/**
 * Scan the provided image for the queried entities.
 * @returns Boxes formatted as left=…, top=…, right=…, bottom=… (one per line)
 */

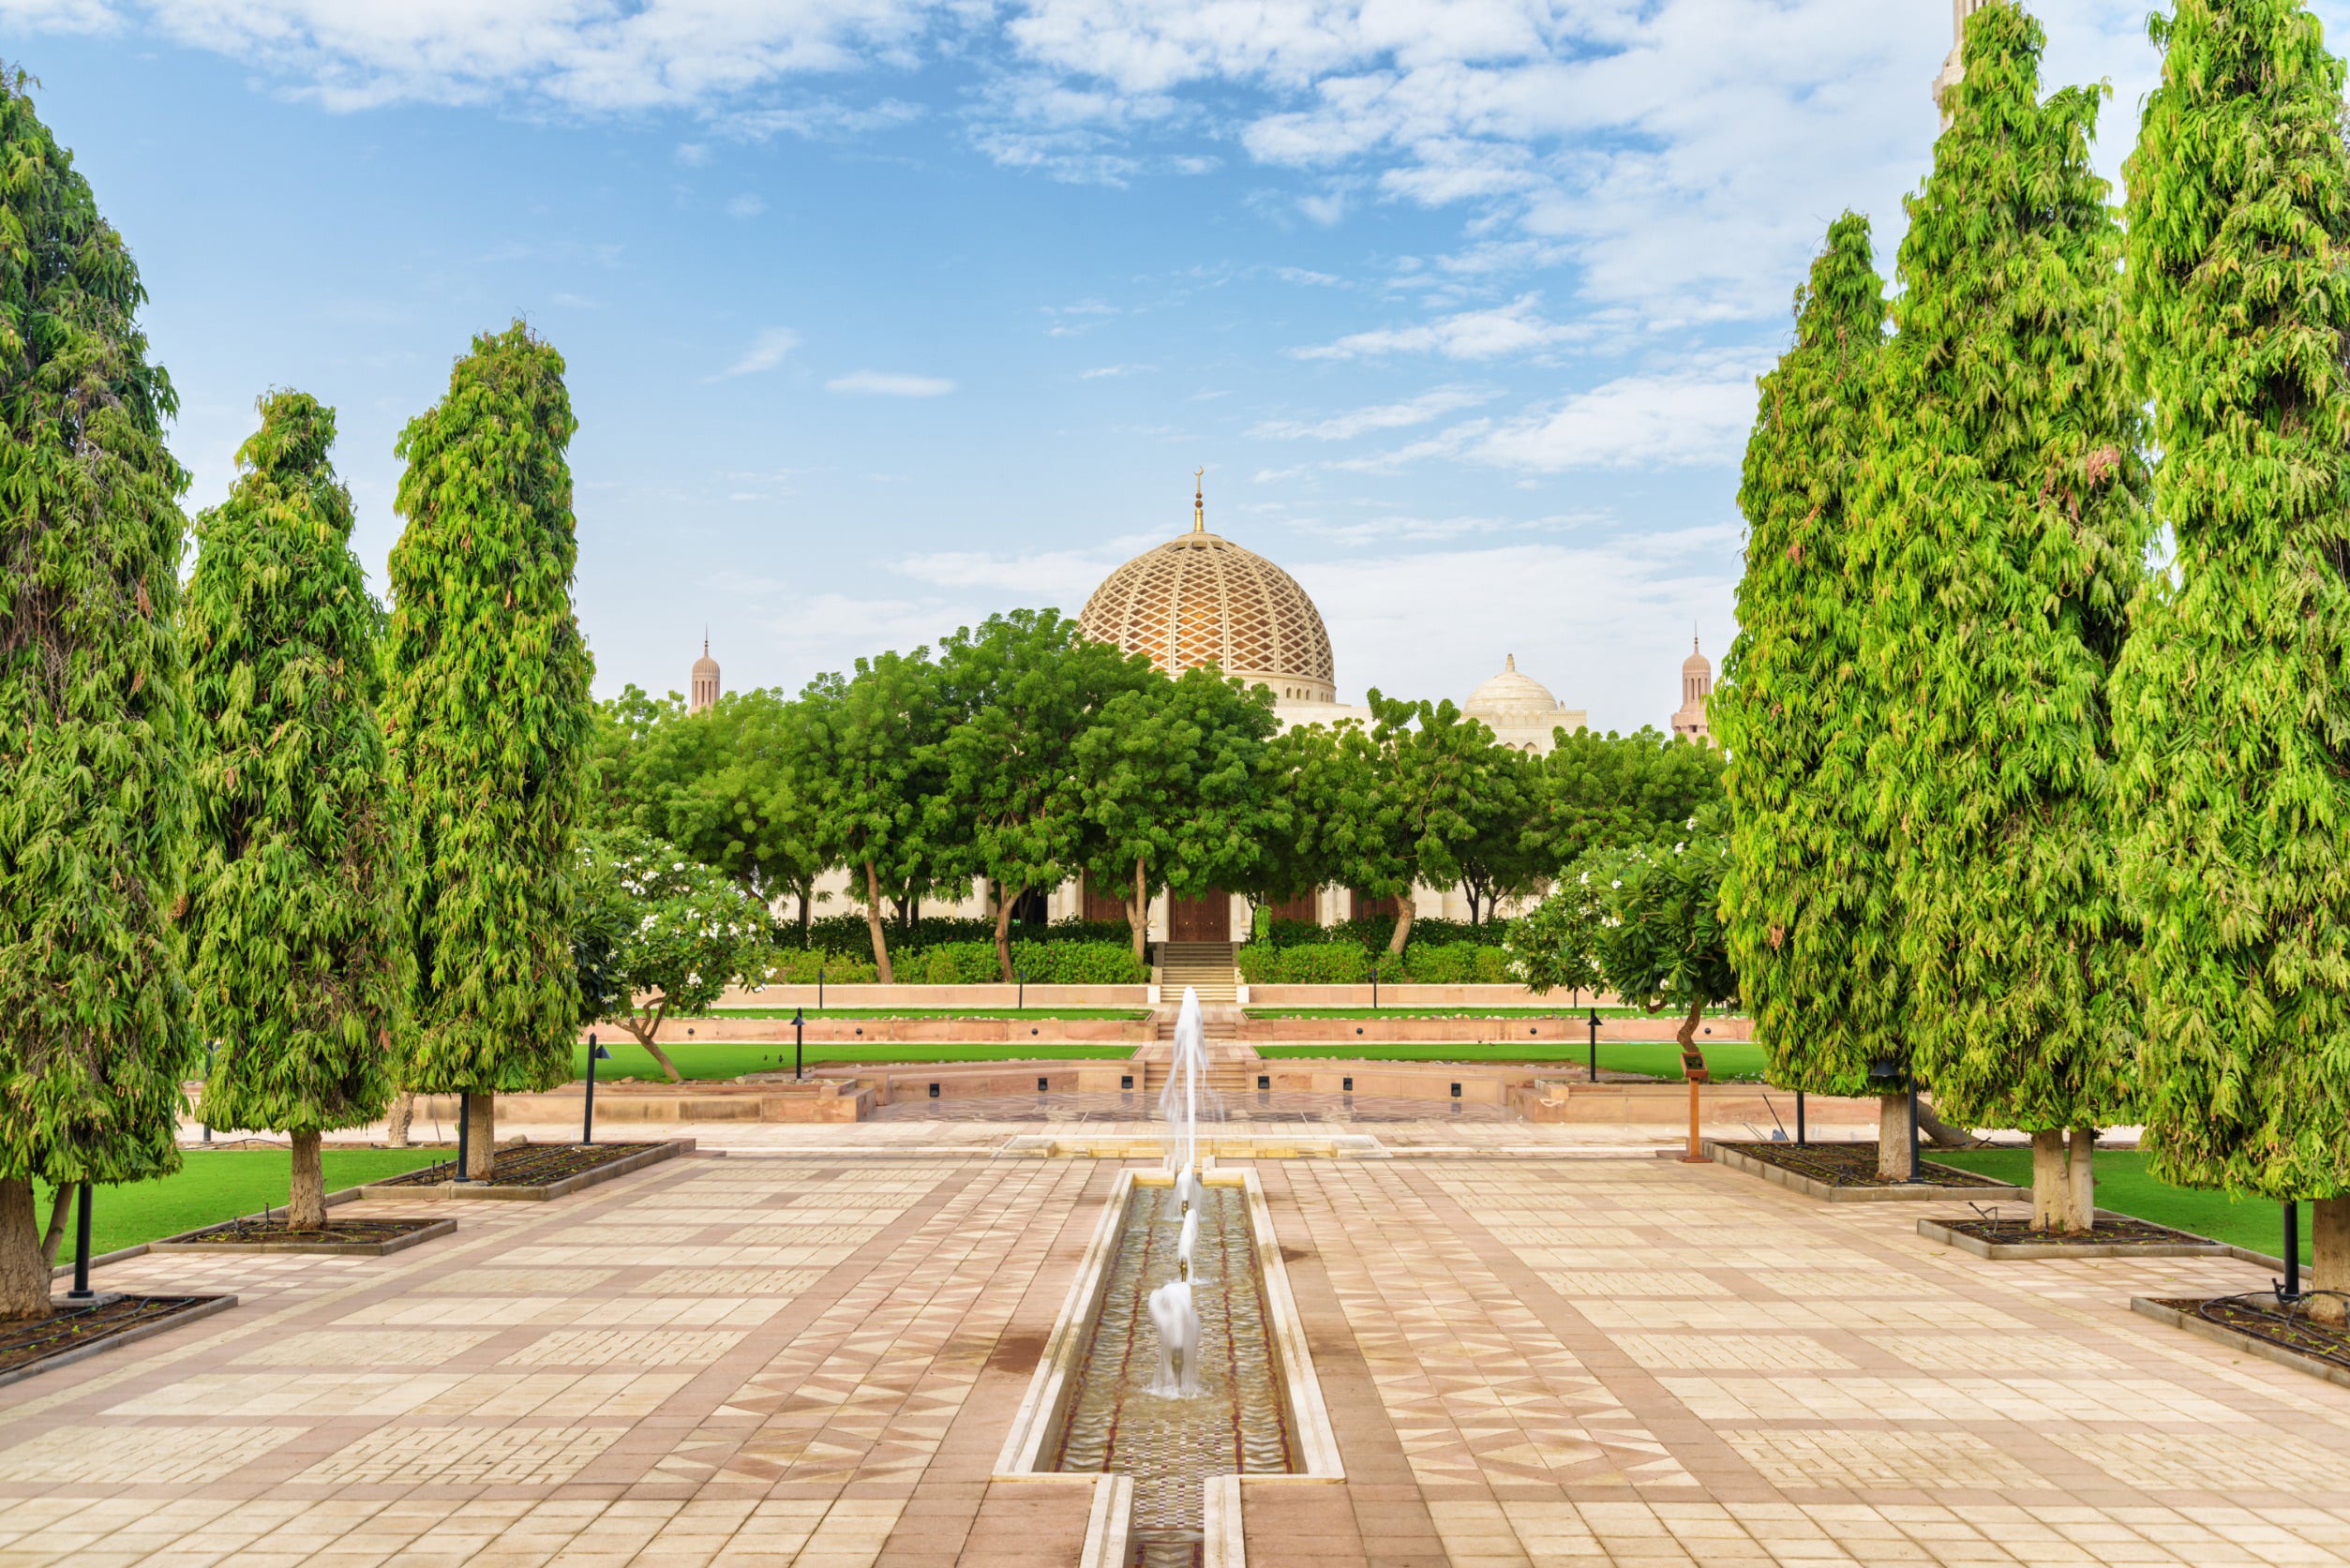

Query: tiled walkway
left=2, top=1129, right=2345, bottom=1565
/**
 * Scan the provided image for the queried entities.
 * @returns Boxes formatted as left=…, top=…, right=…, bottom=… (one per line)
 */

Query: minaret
left=1192, top=466, right=1205, bottom=533
left=1934, top=0, right=1989, bottom=128
left=1671, top=635, right=1713, bottom=745
left=690, top=635, right=721, bottom=714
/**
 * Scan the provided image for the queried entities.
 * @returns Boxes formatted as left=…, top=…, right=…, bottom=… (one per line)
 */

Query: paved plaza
left=3, top=1116, right=2346, bottom=1567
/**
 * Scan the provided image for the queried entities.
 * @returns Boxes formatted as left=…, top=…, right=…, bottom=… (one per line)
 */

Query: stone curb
left=0, top=1294, right=239, bottom=1392
left=353, top=1139, right=695, bottom=1202
left=1918, top=1215, right=2226, bottom=1261
left=151, top=1217, right=459, bottom=1257
left=2131, top=1294, right=2350, bottom=1393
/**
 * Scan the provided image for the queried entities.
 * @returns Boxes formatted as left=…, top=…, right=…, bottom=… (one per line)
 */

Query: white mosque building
left=691, top=484, right=1708, bottom=940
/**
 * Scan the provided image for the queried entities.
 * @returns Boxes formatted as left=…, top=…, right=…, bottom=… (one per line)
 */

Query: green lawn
left=1931, top=1147, right=2310, bottom=1261
left=1251, top=1039, right=1769, bottom=1082
left=576, top=1039, right=1137, bottom=1083
left=1249, top=1006, right=1748, bottom=1021
left=693, top=1007, right=1148, bottom=1021
left=38, top=1147, right=445, bottom=1264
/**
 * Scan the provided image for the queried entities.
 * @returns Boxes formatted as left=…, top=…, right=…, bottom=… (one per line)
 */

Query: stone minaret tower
left=1934, top=0, right=1990, bottom=127
left=690, top=635, right=721, bottom=714
left=1671, top=636, right=1713, bottom=745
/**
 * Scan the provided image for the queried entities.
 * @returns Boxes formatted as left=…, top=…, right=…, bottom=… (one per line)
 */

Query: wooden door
left=1168, top=889, right=1230, bottom=941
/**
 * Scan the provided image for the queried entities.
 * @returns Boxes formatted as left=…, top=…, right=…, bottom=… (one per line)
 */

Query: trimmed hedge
left=1236, top=940, right=1513, bottom=986
left=799, top=913, right=1131, bottom=955
left=1258, top=914, right=1512, bottom=949
left=767, top=937, right=1145, bottom=986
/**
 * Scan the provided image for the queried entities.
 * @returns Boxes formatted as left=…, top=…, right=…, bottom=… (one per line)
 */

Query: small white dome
left=1463, top=653, right=1562, bottom=720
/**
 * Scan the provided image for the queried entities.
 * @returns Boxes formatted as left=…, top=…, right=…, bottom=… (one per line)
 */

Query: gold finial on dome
left=1192, top=467, right=1205, bottom=532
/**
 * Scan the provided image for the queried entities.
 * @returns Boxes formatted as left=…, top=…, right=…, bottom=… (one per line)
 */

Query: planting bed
left=364, top=1140, right=688, bottom=1200
left=1922, top=1214, right=2225, bottom=1261
left=0, top=1294, right=236, bottom=1388
left=2136, top=1294, right=2350, bottom=1391
left=154, top=1215, right=456, bottom=1256
left=1707, top=1139, right=2023, bottom=1202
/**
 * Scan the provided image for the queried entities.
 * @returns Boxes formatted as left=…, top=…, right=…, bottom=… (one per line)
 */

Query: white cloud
left=1292, top=294, right=1580, bottom=361
left=1250, top=385, right=1492, bottom=441
left=725, top=191, right=766, bottom=218
left=0, top=0, right=121, bottom=31
left=1081, top=363, right=1151, bottom=379
left=713, top=326, right=800, bottom=379
left=1472, top=362, right=1762, bottom=472
left=829, top=369, right=955, bottom=396
left=673, top=140, right=710, bottom=166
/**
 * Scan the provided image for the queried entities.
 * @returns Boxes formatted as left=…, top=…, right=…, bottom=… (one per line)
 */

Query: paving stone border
left=2132, top=1294, right=2350, bottom=1393
left=1703, top=1139, right=2024, bottom=1202
left=1919, top=1214, right=2227, bottom=1260
left=355, top=1138, right=696, bottom=1201
left=150, top=1216, right=457, bottom=1256
left=0, top=1293, right=238, bottom=1391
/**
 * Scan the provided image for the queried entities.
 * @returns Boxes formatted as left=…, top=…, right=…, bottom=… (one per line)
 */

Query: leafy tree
left=385, top=322, right=596, bottom=1178
left=573, top=829, right=773, bottom=1083
left=931, top=610, right=1152, bottom=979
left=183, top=393, right=407, bottom=1229
left=0, top=72, right=198, bottom=1318
left=1512, top=833, right=1737, bottom=1072
left=787, top=649, right=945, bottom=982
left=1528, top=726, right=1724, bottom=869
left=1073, top=666, right=1282, bottom=962
left=1715, top=217, right=1909, bottom=1171
left=585, top=684, right=679, bottom=833
left=664, top=690, right=825, bottom=933
left=1859, top=3, right=2148, bottom=1225
left=2113, top=0, right=2350, bottom=1310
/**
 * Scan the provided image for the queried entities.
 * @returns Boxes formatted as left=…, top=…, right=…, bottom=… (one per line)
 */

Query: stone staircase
left=1156, top=941, right=1238, bottom=1005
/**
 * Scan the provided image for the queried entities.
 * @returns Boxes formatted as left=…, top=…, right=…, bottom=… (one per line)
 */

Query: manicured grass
left=1931, top=1147, right=2313, bottom=1261
left=696, top=1007, right=1148, bottom=1021
left=1251, top=1039, right=1769, bottom=1082
left=1250, top=1006, right=1749, bottom=1022
left=576, top=1039, right=1136, bottom=1083
left=37, top=1147, right=444, bottom=1264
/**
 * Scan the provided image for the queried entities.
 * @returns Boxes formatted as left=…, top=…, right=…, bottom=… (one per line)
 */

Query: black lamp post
left=202, top=1041, right=216, bottom=1144
left=817, top=955, right=825, bottom=1010
left=66, top=1183, right=94, bottom=1302
left=1017, top=969, right=1025, bottom=1011
left=455, top=1091, right=471, bottom=1184
left=1370, top=955, right=1380, bottom=1011
left=2284, top=1200, right=2302, bottom=1300
left=583, top=1032, right=610, bottom=1145
left=793, top=1007, right=805, bottom=1081
left=1586, top=1008, right=1602, bottom=1083
left=1795, top=1089, right=1806, bottom=1147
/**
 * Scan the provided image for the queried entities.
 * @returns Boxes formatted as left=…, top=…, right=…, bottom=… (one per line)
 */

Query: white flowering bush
left=574, top=828, right=773, bottom=1083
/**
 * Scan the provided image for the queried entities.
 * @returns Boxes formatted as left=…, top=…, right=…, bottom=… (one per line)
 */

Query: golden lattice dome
left=1078, top=485, right=1336, bottom=704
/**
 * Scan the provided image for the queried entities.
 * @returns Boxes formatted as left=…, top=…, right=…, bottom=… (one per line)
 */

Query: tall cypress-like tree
left=0, top=72, right=197, bottom=1317
left=185, top=393, right=407, bottom=1228
left=386, top=323, right=595, bottom=1179
left=2113, top=0, right=2350, bottom=1312
left=1714, top=216, right=1908, bottom=1173
left=1860, top=2, right=2148, bottom=1227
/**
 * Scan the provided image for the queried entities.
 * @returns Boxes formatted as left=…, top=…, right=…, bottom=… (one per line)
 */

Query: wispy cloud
left=1292, top=295, right=1582, bottom=362
left=712, top=327, right=800, bottom=379
left=725, top=192, right=766, bottom=218
left=829, top=370, right=956, bottom=397
left=1471, top=361, right=1763, bottom=472
left=1081, top=363, right=1152, bottom=379
left=1250, top=385, right=1493, bottom=441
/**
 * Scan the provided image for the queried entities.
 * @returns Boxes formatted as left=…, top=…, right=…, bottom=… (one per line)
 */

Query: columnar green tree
left=0, top=73, right=198, bottom=1317
left=1715, top=216, right=1903, bottom=1169
left=1859, top=2, right=2149, bottom=1225
left=2114, top=0, right=2350, bottom=1310
left=386, top=323, right=596, bottom=1178
left=184, top=394, right=407, bottom=1227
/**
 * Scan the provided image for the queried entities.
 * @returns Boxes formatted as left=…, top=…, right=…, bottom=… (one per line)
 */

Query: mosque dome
left=1463, top=654, right=1563, bottom=723
left=1078, top=477, right=1337, bottom=705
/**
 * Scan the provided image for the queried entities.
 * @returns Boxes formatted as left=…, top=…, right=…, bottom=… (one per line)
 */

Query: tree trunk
left=2029, top=1129, right=2065, bottom=1232
left=39, top=1186, right=72, bottom=1266
left=862, top=860, right=893, bottom=983
left=384, top=1090, right=416, bottom=1147
left=994, top=884, right=1023, bottom=983
left=0, top=1179, right=52, bottom=1322
left=2311, top=1196, right=2350, bottom=1325
left=1915, top=1097, right=1970, bottom=1148
left=288, top=1129, right=327, bottom=1230
left=1127, top=858, right=1149, bottom=965
left=1675, top=995, right=1709, bottom=1081
left=1876, top=1094, right=1908, bottom=1180
left=465, top=1094, right=496, bottom=1180
left=1386, top=896, right=1414, bottom=955
left=2063, top=1127, right=2097, bottom=1234
left=627, top=1004, right=681, bottom=1083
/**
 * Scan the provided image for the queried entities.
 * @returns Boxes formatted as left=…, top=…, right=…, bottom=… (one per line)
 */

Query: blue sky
left=0, top=0, right=2234, bottom=729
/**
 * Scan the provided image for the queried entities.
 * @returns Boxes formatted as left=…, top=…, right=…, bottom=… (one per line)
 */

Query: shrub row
left=767, top=938, right=1146, bottom=986
left=1235, top=941, right=1515, bottom=986
left=1255, top=914, right=1512, bottom=949
left=797, top=913, right=1132, bottom=954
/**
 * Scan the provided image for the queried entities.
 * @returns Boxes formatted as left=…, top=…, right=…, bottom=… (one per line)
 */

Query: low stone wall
left=705, top=982, right=1149, bottom=1009
left=414, top=1080, right=882, bottom=1126
left=1244, top=983, right=1622, bottom=1008
left=591, top=1015, right=1155, bottom=1045
left=1244, top=1016, right=1753, bottom=1045
left=1508, top=1081, right=1874, bottom=1128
